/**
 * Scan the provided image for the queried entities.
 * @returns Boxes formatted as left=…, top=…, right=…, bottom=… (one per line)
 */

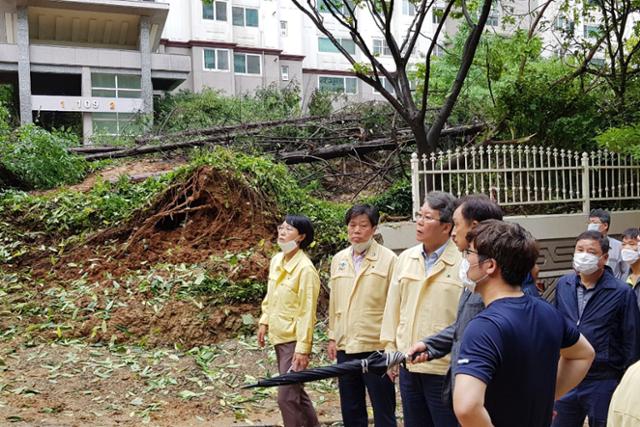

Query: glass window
left=245, top=8, right=259, bottom=27
left=373, top=39, right=391, bottom=56
left=234, top=53, right=246, bottom=73
left=117, top=90, right=141, bottom=99
left=203, top=2, right=214, bottom=20
left=341, top=38, right=356, bottom=55
left=280, top=20, right=288, bottom=36
left=118, top=74, right=141, bottom=89
left=487, top=10, right=499, bottom=26
left=318, top=37, right=339, bottom=52
left=215, top=1, right=227, bottom=21
left=345, top=77, right=357, bottom=94
left=319, top=76, right=344, bottom=92
left=432, top=8, right=443, bottom=24
left=375, top=77, right=395, bottom=94
left=402, top=0, right=415, bottom=15
left=92, top=89, right=116, bottom=97
left=584, top=24, right=599, bottom=38
left=92, top=73, right=115, bottom=88
left=93, top=113, right=119, bottom=135
left=204, top=49, right=216, bottom=70
left=246, top=55, right=261, bottom=74
left=232, top=7, right=244, bottom=26
left=281, top=65, right=289, bottom=80
left=217, top=50, right=229, bottom=70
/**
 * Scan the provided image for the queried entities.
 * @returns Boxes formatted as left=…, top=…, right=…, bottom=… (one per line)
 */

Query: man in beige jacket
left=327, top=204, right=398, bottom=427
left=380, top=191, right=462, bottom=427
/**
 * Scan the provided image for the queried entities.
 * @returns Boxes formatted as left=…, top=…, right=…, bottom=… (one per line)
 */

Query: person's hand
left=327, top=340, right=337, bottom=361
left=407, top=342, right=429, bottom=364
left=387, top=365, right=399, bottom=382
left=292, top=353, right=310, bottom=371
left=257, top=324, right=268, bottom=348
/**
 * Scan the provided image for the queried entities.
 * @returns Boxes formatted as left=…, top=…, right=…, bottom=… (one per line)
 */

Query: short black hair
left=576, top=230, right=610, bottom=254
left=455, top=194, right=503, bottom=223
left=622, top=227, right=640, bottom=240
left=466, top=220, right=539, bottom=287
left=424, top=191, right=456, bottom=224
left=345, top=204, right=379, bottom=227
left=589, top=208, right=611, bottom=227
left=285, top=214, right=314, bottom=249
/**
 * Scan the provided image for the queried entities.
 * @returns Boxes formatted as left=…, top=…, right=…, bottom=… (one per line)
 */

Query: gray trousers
left=275, top=341, right=320, bottom=427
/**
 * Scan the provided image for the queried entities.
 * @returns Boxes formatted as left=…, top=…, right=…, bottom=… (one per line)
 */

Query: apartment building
left=0, top=0, right=190, bottom=141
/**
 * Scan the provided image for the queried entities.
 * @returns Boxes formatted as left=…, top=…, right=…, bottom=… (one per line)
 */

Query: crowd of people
left=256, top=193, right=640, bottom=427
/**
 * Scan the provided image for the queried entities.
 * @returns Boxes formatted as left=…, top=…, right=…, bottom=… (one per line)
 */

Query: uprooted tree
left=289, top=0, right=494, bottom=156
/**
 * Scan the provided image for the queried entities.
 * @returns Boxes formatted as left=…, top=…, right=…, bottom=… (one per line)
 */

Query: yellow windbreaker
left=380, top=240, right=463, bottom=375
left=259, top=250, right=320, bottom=354
left=607, top=360, right=640, bottom=427
left=328, top=240, right=397, bottom=354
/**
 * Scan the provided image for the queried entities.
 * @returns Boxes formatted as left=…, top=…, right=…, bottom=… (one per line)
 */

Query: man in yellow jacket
left=327, top=204, right=398, bottom=427
left=607, top=360, right=640, bottom=427
left=380, top=191, right=462, bottom=427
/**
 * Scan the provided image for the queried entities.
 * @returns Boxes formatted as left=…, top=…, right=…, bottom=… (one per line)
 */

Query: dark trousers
left=275, top=342, right=320, bottom=427
left=399, top=367, right=458, bottom=427
left=336, top=350, right=397, bottom=427
left=552, top=379, right=618, bottom=427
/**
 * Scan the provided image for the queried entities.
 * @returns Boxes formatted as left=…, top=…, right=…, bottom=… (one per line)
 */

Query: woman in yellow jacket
left=257, top=214, right=321, bottom=427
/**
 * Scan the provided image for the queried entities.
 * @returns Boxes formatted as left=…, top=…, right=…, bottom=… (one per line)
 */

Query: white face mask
left=278, top=239, right=298, bottom=255
left=352, top=239, right=373, bottom=254
left=573, top=252, right=601, bottom=275
left=459, top=258, right=488, bottom=293
left=621, top=248, right=640, bottom=264
left=587, top=223, right=601, bottom=232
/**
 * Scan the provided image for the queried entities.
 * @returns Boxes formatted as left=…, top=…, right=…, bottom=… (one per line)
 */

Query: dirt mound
left=21, top=166, right=282, bottom=348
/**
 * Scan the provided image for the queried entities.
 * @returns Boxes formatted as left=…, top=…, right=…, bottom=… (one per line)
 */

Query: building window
left=234, top=53, right=261, bottom=74
left=373, top=76, right=395, bottom=94
left=432, top=8, right=443, bottom=23
left=280, top=21, right=288, bottom=36
left=584, top=24, right=599, bottom=38
left=554, top=15, right=574, bottom=32
left=318, top=36, right=356, bottom=55
left=232, top=7, right=259, bottom=27
left=93, top=113, right=141, bottom=136
left=487, top=8, right=499, bottom=26
left=91, top=73, right=141, bottom=98
left=202, top=1, right=227, bottom=21
left=281, top=65, right=290, bottom=81
left=203, top=48, right=229, bottom=71
left=373, top=39, right=391, bottom=56
left=319, top=76, right=357, bottom=94
left=402, top=0, right=416, bottom=15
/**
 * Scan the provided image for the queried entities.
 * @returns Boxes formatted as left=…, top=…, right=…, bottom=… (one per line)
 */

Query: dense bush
left=0, top=125, right=88, bottom=189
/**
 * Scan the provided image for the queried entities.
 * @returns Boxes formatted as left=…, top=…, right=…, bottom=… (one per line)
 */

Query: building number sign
left=58, top=99, right=117, bottom=111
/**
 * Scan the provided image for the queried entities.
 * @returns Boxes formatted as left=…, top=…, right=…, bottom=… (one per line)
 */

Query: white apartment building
left=0, top=0, right=627, bottom=140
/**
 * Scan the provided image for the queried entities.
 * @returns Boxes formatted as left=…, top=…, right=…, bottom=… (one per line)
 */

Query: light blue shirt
left=421, top=242, right=448, bottom=276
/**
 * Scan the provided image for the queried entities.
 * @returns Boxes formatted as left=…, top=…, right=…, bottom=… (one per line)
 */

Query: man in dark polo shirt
left=452, top=220, right=595, bottom=427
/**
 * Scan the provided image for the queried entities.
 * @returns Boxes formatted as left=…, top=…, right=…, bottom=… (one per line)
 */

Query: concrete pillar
left=139, top=16, right=153, bottom=118
left=16, top=7, right=32, bottom=125
left=81, top=66, right=93, bottom=144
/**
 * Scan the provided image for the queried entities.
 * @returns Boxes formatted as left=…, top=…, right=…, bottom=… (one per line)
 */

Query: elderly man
left=552, top=230, right=640, bottom=427
left=327, top=204, right=398, bottom=427
left=380, top=191, right=461, bottom=427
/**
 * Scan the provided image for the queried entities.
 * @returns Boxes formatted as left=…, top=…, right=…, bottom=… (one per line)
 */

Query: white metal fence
left=411, top=145, right=640, bottom=218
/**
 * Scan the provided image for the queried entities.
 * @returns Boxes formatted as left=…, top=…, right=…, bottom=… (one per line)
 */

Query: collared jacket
left=607, top=237, right=626, bottom=279
left=328, top=240, right=397, bottom=354
left=622, top=269, right=640, bottom=311
left=555, top=267, right=640, bottom=380
left=380, top=240, right=463, bottom=375
left=607, top=360, right=640, bottom=427
left=259, top=250, right=320, bottom=354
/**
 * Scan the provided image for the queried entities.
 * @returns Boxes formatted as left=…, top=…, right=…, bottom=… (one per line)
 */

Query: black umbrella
left=243, top=351, right=421, bottom=389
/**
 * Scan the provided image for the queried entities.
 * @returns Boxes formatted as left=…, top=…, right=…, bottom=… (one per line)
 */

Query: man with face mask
left=588, top=208, right=625, bottom=279
left=327, top=204, right=398, bottom=427
left=552, top=230, right=640, bottom=427
left=620, top=227, right=640, bottom=311
left=452, top=220, right=595, bottom=427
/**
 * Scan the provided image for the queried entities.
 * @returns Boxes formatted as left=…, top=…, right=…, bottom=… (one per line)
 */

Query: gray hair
left=424, top=191, right=456, bottom=224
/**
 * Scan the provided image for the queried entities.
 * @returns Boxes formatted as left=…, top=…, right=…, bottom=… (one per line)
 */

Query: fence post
left=411, top=152, right=420, bottom=221
left=581, top=152, right=590, bottom=214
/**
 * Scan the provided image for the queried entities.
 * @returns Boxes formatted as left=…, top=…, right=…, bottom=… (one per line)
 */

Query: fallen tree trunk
left=277, top=136, right=408, bottom=164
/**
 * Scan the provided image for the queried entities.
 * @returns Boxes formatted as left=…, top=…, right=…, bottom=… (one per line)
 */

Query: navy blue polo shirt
left=457, top=294, right=580, bottom=427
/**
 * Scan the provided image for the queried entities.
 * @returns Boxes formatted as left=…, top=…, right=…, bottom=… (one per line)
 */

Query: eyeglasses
left=415, top=212, right=444, bottom=223
left=277, top=224, right=296, bottom=233
left=462, top=248, right=483, bottom=259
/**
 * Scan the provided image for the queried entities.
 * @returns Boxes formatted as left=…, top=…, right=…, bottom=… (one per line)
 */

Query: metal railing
left=411, top=145, right=640, bottom=218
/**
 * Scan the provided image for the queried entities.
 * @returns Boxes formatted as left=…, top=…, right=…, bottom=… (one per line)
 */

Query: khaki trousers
left=275, top=342, right=320, bottom=427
